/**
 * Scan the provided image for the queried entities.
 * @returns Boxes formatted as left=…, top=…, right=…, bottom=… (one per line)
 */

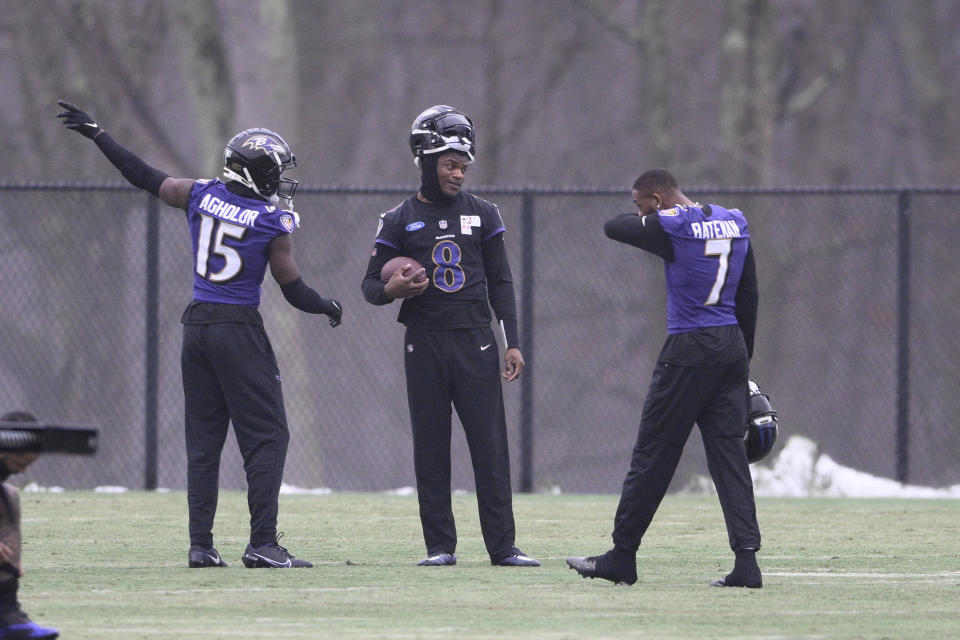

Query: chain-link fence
left=2, top=184, right=958, bottom=493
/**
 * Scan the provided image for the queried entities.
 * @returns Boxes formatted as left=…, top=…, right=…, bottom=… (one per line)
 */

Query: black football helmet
left=409, top=105, right=476, bottom=167
left=223, top=128, right=298, bottom=203
left=745, top=379, right=779, bottom=463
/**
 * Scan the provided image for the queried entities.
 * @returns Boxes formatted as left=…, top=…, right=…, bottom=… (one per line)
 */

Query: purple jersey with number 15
left=186, top=178, right=299, bottom=307
left=657, top=204, right=750, bottom=334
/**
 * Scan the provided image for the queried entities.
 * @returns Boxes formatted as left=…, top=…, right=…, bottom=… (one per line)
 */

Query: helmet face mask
left=409, top=105, right=476, bottom=167
left=745, top=379, right=779, bottom=463
left=223, top=128, right=298, bottom=204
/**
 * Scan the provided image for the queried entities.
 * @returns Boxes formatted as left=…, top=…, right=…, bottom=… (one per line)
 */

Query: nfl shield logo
left=439, top=219, right=448, bottom=230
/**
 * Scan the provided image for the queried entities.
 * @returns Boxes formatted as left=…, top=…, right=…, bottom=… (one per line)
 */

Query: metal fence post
left=519, top=191, right=535, bottom=492
left=895, top=190, right=911, bottom=483
left=144, top=194, right=159, bottom=490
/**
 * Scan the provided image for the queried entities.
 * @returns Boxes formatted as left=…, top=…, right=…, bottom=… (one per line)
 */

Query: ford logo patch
left=405, top=221, right=426, bottom=231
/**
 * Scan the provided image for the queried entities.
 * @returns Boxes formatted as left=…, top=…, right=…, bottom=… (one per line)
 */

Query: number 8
left=432, top=240, right=465, bottom=292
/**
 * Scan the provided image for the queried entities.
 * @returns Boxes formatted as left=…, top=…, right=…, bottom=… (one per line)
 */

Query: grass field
left=16, top=491, right=960, bottom=639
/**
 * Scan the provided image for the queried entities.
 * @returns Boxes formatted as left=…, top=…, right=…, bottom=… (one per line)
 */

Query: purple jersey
left=657, top=204, right=750, bottom=334
left=186, top=179, right=299, bottom=307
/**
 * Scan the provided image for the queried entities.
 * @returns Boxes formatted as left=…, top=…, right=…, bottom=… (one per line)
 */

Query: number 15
left=196, top=215, right=245, bottom=282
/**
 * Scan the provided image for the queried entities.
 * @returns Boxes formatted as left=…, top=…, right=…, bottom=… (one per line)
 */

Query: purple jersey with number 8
left=186, top=179, right=299, bottom=307
left=657, top=204, right=750, bottom=334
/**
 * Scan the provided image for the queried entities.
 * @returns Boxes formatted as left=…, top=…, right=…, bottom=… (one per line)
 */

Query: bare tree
left=3, top=0, right=960, bottom=188
left=574, top=0, right=673, bottom=167
left=168, top=0, right=234, bottom=177
left=887, top=1, right=960, bottom=182
left=716, top=0, right=777, bottom=184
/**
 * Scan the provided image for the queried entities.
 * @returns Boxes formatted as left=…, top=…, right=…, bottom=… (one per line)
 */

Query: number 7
left=704, top=238, right=732, bottom=306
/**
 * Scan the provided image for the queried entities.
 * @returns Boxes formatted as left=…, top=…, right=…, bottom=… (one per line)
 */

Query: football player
left=0, top=411, right=58, bottom=639
left=57, top=100, right=342, bottom=569
left=566, top=169, right=763, bottom=588
left=361, top=106, right=539, bottom=568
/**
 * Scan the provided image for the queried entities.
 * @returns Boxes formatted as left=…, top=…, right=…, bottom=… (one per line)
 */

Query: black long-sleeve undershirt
left=604, top=212, right=674, bottom=259
left=481, top=233, right=520, bottom=349
left=734, top=248, right=758, bottom=359
left=93, top=131, right=168, bottom=197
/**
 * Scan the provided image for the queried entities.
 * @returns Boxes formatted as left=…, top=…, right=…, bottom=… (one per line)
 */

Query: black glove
left=56, top=99, right=103, bottom=139
left=327, top=299, right=343, bottom=328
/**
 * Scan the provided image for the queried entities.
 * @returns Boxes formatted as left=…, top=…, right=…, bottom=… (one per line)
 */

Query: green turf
left=16, top=491, right=960, bottom=639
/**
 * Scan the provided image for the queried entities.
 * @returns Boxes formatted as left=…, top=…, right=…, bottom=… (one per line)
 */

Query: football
left=380, top=256, right=427, bottom=283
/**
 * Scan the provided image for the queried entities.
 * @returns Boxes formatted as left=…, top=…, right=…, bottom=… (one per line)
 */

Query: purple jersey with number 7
left=185, top=178, right=300, bottom=307
left=657, top=204, right=750, bottom=334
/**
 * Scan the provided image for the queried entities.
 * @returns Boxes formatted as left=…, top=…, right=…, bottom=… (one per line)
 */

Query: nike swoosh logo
left=480, top=344, right=492, bottom=351
left=248, top=553, right=292, bottom=568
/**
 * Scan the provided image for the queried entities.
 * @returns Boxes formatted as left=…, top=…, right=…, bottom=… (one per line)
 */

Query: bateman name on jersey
left=690, top=218, right=743, bottom=240
left=197, top=193, right=264, bottom=226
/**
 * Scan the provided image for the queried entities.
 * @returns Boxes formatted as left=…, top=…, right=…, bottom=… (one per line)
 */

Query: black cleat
left=711, top=548, right=762, bottom=588
left=188, top=545, right=228, bottom=568
left=417, top=552, right=456, bottom=566
left=0, top=606, right=59, bottom=639
left=566, top=550, right=637, bottom=586
left=242, top=534, right=312, bottom=568
left=710, top=571, right=762, bottom=588
left=494, top=547, right=541, bottom=567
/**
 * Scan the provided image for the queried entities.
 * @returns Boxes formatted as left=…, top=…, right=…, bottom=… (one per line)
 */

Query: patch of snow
left=279, top=483, right=333, bottom=495
left=383, top=486, right=416, bottom=496
left=684, top=435, right=960, bottom=498
left=93, top=486, right=128, bottom=493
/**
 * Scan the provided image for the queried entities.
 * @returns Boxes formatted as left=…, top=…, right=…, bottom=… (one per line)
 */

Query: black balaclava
left=418, top=153, right=457, bottom=205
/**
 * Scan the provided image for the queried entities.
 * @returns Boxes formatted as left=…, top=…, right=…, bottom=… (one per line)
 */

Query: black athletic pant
left=403, top=326, right=516, bottom=562
left=612, top=356, right=761, bottom=554
left=181, top=322, right=290, bottom=548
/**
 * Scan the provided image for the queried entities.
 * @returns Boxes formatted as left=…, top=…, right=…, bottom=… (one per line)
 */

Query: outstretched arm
left=56, top=99, right=193, bottom=210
